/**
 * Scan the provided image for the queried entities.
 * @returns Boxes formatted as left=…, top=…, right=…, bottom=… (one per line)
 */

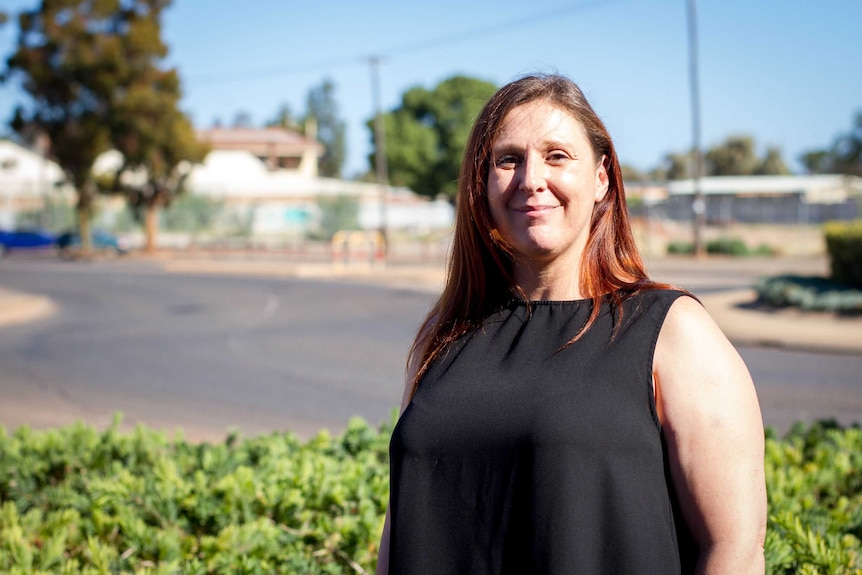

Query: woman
left=376, top=74, right=766, bottom=574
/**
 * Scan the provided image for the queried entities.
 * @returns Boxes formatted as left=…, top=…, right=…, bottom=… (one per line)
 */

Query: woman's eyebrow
left=491, top=143, right=522, bottom=155
left=539, top=139, right=573, bottom=150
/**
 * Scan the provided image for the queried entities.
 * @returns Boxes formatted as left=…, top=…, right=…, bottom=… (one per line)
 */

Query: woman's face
left=487, top=99, right=609, bottom=269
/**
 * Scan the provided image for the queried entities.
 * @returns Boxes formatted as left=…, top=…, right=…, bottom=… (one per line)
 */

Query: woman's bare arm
left=654, top=296, right=767, bottom=574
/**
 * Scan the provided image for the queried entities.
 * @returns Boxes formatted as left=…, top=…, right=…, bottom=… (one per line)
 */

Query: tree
left=805, top=111, right=862, bottom=176
left=304, top=78, right=346, bottom=178
left=620, top=163, right=647, bottom=183
left=831, top=111, right=862, bottom=176
left=266, top=103, right=301, bottom=132
left=231, top=110, right=254, bottom=128
left=660, top=151, right=693, bottom=181
left=705, top=135, right=759, bottom=176
left=654, top=136, right=792, bottom=180
left=369, top=75, right=497, bottom=201
left=4, top=0, right=203, bottom=254
left=800, top=150, right=834, bottom=174
left=754, top=146, right=790, bottom=175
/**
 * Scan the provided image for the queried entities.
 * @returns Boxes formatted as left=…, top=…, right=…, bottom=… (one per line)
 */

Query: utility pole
left=686, top=0, right=706, bottom=257
left=369, top=56, right=389, bottom=254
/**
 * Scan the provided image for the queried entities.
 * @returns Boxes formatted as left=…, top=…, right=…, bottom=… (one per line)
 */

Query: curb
left=700, top=289, right=862, bottom=356
left=0, top=290, right=57, bottom=328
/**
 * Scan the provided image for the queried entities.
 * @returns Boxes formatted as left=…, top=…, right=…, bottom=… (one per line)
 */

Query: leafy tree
left=831, top=111, right=862, bottom=176
left=705, top=135, right=760, bottom=176
left=231, top=110, right=254, bottom=128
left=4, top=0, right=203, bottom=254
left=266, top=103, right=301, bottom=132
left=660, top=151, right=693, bottom=181
left=369, top=75, right=497, bottom=201
left=754, top=146, right=790, bottom=175
left=5, top=2, right=113, bottom=252
left=620, top=163, right=647, bottom=183
left=378, top=109, right=438, bottom=193
left=305, top=78, right=346, bottom=178
left=656, top=136, right=792, bottom=180
left=800, top=150, right=834, bottom=174
left=804, top=111, right=862, bottom=176
left=110, top=102, right=206, bottom=252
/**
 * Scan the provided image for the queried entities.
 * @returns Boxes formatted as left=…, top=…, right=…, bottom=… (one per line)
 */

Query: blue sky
left=1, top=0, right=860, bottom=178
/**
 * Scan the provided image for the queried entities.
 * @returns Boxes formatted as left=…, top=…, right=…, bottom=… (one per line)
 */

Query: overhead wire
left=187, top=0, right=628, bottom=85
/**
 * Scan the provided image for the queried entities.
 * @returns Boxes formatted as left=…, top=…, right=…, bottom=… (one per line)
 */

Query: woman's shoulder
left=618, top=284, right=692, bottom=316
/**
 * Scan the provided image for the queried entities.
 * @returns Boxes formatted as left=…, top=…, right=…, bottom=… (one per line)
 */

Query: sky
left=1, top=0, right=860, bottom=179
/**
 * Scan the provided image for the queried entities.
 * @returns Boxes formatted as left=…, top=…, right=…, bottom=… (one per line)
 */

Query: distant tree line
left=800, top=112, right=862, bottom=176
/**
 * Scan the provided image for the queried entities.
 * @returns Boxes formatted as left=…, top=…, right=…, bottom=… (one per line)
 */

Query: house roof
left=197, top=127, right=324, bottom=156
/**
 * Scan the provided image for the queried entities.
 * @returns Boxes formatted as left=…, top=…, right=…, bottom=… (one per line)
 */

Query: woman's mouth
left=513, top=205, right=559, bottom=216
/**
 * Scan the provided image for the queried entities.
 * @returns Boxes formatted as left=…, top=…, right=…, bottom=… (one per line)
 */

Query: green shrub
left=666, top=240, right=694, bottom=255
left=707, top=236, right=750, bottom=256
left=764, top=421, right=862, bottom=573
left=1, top=417, right=860, bottom=573
left=825, top=221, right=862, bottom=288
left=0, top=415, right=394, bottom=575
left=667, top=237, right=778, bottom=257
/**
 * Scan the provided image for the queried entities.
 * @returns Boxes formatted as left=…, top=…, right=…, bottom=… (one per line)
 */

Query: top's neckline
left=508, top=293, right=614, bottom=306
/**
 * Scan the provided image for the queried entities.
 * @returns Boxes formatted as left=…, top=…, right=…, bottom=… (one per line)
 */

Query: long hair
left=407, top=74, right=671, bottom=394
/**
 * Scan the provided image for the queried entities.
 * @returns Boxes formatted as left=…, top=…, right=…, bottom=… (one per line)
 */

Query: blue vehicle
left=0, top=229, right=57, bottom=256
left=56, top=229, right=129, bottom=256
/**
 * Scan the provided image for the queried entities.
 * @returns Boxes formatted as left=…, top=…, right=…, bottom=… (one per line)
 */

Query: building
left=186, top=127, right=453, bottom=240
left=197, top=127, right=323, bottom=178
left=661, top=175, right=861, bottom=224
left=0, top=140, right=74, bottom=229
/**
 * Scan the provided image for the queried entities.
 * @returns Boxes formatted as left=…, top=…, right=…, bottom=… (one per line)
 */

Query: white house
left=0, top=140, right=74, bottom=229
left=185, top=128, right=454, bottom=238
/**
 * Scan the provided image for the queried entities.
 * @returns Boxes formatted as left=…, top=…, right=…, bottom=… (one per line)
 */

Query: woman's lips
left=513, top=205, right=559, bottom=216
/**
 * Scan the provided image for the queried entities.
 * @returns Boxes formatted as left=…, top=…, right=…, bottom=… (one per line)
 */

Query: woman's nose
left=518, top=154, right=547, bottom=194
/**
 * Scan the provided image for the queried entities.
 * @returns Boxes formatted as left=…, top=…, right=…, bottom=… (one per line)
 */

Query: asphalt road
left=1, top=257, right=860, bottom=440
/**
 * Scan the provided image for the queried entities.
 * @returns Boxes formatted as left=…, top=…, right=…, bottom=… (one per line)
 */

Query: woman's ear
left=594, top=155, right=610, bottom=202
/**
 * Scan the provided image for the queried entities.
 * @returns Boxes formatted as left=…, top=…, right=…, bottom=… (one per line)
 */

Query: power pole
left=686, top=0, right=706, bottom=257
left=369, top=56, right=389, bottom=253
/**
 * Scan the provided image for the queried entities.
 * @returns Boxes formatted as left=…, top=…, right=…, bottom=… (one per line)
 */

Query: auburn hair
left=407, top=74, right=675, bottom=395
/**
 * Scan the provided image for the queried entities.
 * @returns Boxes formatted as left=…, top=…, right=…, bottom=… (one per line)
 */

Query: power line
left=187, top=0, right=627, bottom=86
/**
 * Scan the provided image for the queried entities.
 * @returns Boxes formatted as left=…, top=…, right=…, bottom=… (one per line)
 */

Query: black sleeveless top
left=388, top=289, right=695, bottom=574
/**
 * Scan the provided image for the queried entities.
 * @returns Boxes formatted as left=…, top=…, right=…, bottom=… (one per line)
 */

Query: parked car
left=56, top=229, right=129, bottom=256
left=0, top=229, right=57, bottom=256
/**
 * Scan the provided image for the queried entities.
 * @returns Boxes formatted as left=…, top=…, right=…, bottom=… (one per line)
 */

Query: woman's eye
left=495, top=155, right=518, bottom=168
left=547, top=152, right=570, bottom=164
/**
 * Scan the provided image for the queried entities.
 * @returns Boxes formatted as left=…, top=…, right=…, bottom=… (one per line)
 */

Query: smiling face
left=487, top=99, right=609, bottom=277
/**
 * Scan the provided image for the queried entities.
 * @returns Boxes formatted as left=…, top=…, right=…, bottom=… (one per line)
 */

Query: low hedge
left=1, top=416, right=860, bottom=574
left=825, top=221, right=862, bottom=288
left=666, top=237, right=776, bottom=256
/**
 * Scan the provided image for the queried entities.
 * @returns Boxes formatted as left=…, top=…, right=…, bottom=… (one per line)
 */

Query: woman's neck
left=511, top=256, right=584, bottom=301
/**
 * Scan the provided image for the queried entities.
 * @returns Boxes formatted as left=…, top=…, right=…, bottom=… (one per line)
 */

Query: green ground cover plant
left=1, top=415, right=860, bottom=574
left=755, top=275, right=862, bottom=313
